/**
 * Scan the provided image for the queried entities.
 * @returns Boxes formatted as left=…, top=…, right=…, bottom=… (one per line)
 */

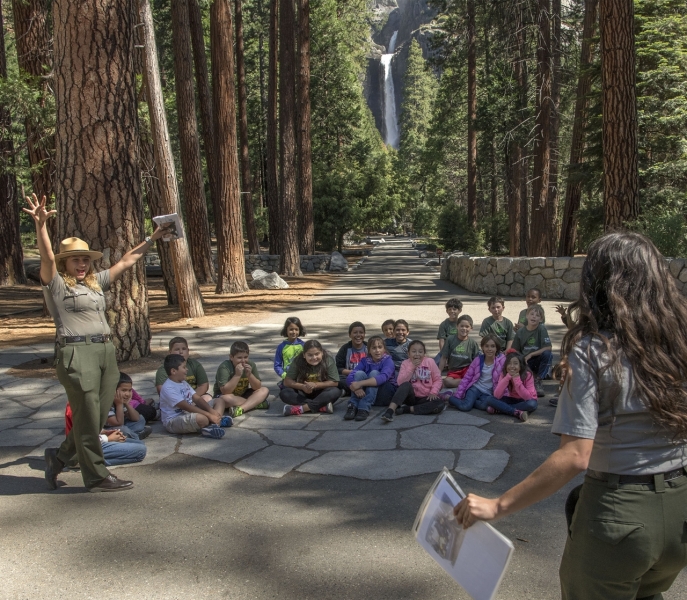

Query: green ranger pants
left=560, top=473, right=687, bottom=600
left=55, top=341, right=119, bottom=488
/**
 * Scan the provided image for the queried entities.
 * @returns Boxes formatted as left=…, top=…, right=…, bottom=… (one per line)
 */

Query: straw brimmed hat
left=55, top=237, right=103, bottom=261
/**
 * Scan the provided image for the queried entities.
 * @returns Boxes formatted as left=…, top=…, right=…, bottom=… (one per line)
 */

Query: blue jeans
left=349, top=370, right=379, bottom=412
left=449, top=386, right=494, bottom=412
left=487, top=395, right=538, bottom=416
left=527, top=350, right=553, bottom=379
left=102, top=438, right=147, bottom=466
left=105, top=416, right=146, bottom=440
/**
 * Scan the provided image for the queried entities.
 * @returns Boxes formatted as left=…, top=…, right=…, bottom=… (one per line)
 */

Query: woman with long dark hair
left=454, top=232, right=687, bottom=599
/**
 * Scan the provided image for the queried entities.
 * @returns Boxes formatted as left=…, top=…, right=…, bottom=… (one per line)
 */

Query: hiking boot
left=344, top=404, right=358, bottom=420
left=355, top=410, right=369, bottom=421
left=319, top=402, right=334, bottom=414
left=255, top=399, right=270, bottom=410
left=44, top=448, right=64, bottom=491
left=283, top=405, right=303, bottom=416
left=381, top=408, right=394, bottom=422
left=413, top=400, right=446, bottom=415
left=514, top=409, right=529, bottom=422
left=88, top=474, right=134, bottom=493
left=139, top=425, right=153, bottom=440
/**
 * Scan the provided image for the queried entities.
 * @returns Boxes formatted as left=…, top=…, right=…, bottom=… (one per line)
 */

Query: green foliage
left=628, top=205, right=687, bottom=257
left=437, top=204, right=484, bottom=253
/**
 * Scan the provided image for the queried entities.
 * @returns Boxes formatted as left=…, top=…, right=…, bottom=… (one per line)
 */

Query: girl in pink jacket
left=487, top=350, right=538, bottom=422
left=381, top=340, right=444, bottom=422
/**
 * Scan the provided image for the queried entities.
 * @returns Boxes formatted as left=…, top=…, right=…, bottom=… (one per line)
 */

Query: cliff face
left=365, top=0, right=438, bottom=142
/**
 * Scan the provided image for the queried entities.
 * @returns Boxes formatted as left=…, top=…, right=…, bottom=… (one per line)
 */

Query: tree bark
left=530, top=0, right=553, bottom=256
left=0, top=0, right=25, bottom=286
left=188, top=0, right=220, bottom=238
left=600, top=0, right=639, bottom=230
left=466, top=0, right=477, bottom=229
left=558, top=0, right=598, bottom=256
left=235, top=0, right=261, bottom=255
left=266, top=0, right=280, bottom=254
left=170, top=0, right=215, bottom=284
left=517, top=3, right=529, bottom=256
left=296, top=0, right=314, bottom=255
left=54, top=0, right=150, bottom=360
left=508, top=143, right=522, bottom=256
left=139, top=0, right=207, bottom=317
left=549, top=0, right=561, bottom=245
left=279, top=0, right=302, bottom=276
left=211, top=0, right=249, bottom=294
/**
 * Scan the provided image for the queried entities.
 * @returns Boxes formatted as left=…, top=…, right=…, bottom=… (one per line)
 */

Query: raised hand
left=22, top=193, right=55, bottom=226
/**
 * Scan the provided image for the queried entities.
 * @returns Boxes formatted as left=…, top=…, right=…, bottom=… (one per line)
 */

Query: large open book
left=413, top=468, right=514, bottom=600
left=152, top=213, right=184, bottom=241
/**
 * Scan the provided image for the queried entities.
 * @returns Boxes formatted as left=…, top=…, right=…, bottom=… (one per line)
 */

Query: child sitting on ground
left=280, top=340, right=342, bottom=416
left=336, top=321, right=368, bottom=393
left=387, top=319, right=412, bottom=374
left=435, top=297, right=463, bottom=363
left=381, top=340, right=444, bottom=422
left=449, top=335, right=504, bottom=412
left=274, top=317, right=306, bottom=387
left=159, top=354, right=229, bottom=438
left=155, top=336, right=211, bottom=403
left=214, top=341, right=270, bottom=416
left=514, top=288, right=546, bottom=331
left=512, top=304, right=552, bottom=396
left=479, top=296, right=515, bottom=351
left=439, top=315, right=480, bottom=388
left=105, top=373, right=152, bottom=440
left=344, top=335, right=396, bottom=421
left=382, top=319, right=396, bottom=352
left=487, top=349, right=538, bottom=421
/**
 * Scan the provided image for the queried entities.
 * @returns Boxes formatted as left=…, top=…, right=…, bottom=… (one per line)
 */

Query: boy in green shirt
left=515, top=288, right=546, bottom=331
left=155, top=336, right=210, bottom=400
left=479, top=296, right=515, bottom=351
left=439, top=315, right=480, bottom=388
left=512, top=304, right=552, bottom=396
left=213, top=341, right=270, bottom=417
left=436, top=298, right=464, bottom=353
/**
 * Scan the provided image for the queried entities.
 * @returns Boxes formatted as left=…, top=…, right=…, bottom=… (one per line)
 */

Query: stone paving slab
left=0, top=417, right=31, bottom=432
left=110, top=436, right=178, bottom=469
left=0, top=427, right=61, bottom=447
left=359, top=414, right=436, bottom=429
left=18, top=418, right=65, bottom=430
left=304, top=416, right=371, bottom=430
left=179, top=428, right=268, bottom=464
left=436, top=410, right=490, bottom=427
left=30, top=401, right=68, bottom=420
left=455, top=449, right=511, bottom=483
left=24, top=433, right=65, bottom=458
left=1, top=401, right=36, bottom=419
left=234, top=445, right=318, bottom=478
left=238, top=414, right=315, bottom=429
left=259, top=429, right=319, bottom=447
left=307, top=430, right=398, bottom=451
left=297, top=450, right=456, bottom=480
left=400, top=424, right=493, bottom=450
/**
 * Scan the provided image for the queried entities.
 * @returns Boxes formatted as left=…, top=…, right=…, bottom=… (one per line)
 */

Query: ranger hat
left=54, top=237, right=103, bottom=261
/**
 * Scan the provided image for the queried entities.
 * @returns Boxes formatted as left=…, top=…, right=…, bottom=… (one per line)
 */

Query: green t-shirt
left=513, top=324, right=551, bottom=356
left=155, top=357, right=208, bottom=390
left=479, top=316, right=515, bottom=351
left=440, top=335, right=480, bottom=372
left=436, top=317, right=458, bottom=341
left=213, top=359, right=261, bottom=396
left=286, top=354, right=339, bottom=383
left=518, top=306, right=546, bottom=326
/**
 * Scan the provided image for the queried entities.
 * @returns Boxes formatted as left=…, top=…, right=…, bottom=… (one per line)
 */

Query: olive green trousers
left=55, top=341, right=119, bottom=488
left=560, top=473, right=687, bottom=600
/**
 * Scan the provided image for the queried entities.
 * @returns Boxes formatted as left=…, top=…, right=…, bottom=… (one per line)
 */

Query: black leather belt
left=587, top=467, right=687, bottom=484
left=61, top=334, right=112, bottom=344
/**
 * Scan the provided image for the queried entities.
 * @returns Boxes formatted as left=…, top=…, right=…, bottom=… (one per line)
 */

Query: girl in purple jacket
left=344, top=336, right=396, bottom=421
left=449, top=335, right=504, bottom=412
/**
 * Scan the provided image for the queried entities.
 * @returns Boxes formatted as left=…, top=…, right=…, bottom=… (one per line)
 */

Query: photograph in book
left=152, top=213, right=184, bottom=241
left=413, top=468, right=514, bottom=600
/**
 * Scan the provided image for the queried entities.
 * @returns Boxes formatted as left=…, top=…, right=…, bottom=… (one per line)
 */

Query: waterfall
left=381, top=31, right=399, bottom=149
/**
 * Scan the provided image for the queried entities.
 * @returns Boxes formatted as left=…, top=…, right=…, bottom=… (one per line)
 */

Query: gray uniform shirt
left=42, top=271, right=111, bottom=338
left=552, top=335, right=687, bottom=475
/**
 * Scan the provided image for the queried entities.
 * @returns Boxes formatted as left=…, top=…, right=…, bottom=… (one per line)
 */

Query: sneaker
left=414, top=400, right=446, bottom=416
left=355, top=410, right=369, bottom=421
left=139, top=425, right=153, bottom=440
left=344, top=404, right=358, bottom=420
left=201, top=425, right=225, bottom=439
left=515, top=410, right=529, bottom=422
left=319, top=402, right=334, bottom=414
left=486, top=406, right=496, bottom=415
left=549, top=396, right=559, bottom=407
left=283, top=405, right=304, bottom=417
left=439, top=391, right=453, bottom=402
left=256, top=399, right=270, bottom=410
left=534, top=380, right=546, bottom=397
left=395, top=405, right=411, bottom=416
left=155, top=409, right=162, bottom=421
left=220, top=416, right=234, bottom=427
left=381, top=408, right=395, bottom=422
left=230, top=406, right=244, bottom=418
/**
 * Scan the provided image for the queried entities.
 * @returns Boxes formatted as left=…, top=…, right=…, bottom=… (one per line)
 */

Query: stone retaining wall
left=440, top=255, right=687, bottom=300
left=244, top=254, right=331, bottom=274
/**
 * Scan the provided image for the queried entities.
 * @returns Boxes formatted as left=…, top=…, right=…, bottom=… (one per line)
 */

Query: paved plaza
left=1, top=239, right=685, bottom=599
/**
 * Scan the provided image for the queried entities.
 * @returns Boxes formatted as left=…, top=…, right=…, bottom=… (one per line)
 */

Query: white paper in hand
left=152, top=213, right=183, bottom=241
left=413, top=468, right=514, bottom=600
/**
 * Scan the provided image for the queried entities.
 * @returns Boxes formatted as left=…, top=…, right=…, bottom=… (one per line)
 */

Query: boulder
left=524, top=274, right=544, bottom=292
left=680, top=268, right=687, bottom=283
left=504, top=271, right=514, bottom=285
left=249, top=272, right=289, bottom=290
left=553, top=257, right=570, bottom=271
left=564, top=282, right=580, bottom=300
left=425, top=259, right=440, bottom=266
left=545, top=278, right=566, bottom=298
left=541, top=267, right=555, bottom=279
left=530, top=257, right=546, bottom=268
left=496, top=257, right=512, bottom=276
left=563, top=269, right=582, bottom=283
left=251, top=269, right=269, bottom=280
left=510, top=282, right=524, bottom=297
left=328, top=251, right=349, bottom=272
left=669, top=259, right=685, bottom=278
left=569, top=256, right=586, bottom=269
left=497, top=284, right=511, bottom=296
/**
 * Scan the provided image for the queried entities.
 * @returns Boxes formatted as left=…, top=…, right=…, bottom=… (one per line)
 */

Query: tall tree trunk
left=466, top=0, right=477, bottom=229
left=188, top=0, right=220, bottom=236
left=490, top=137, right=498, bottom=252
left=235, top=0, right=261, bottom=255
left=266, top=0, right=280, bottom=254
left=256, top=0, right=268, bottom=219
left=530, top=0, right=553, bottom=256
left=600, top=0, right=639, bottom=230
left=279, top=0, right=302, bottom=275
left=296, top=0, right=314, bottom=255
left=54, top=0, right=150, bottom=360
left=171, top=0, right=215, bottom=284
left=211, top=0, right=249, bottom=294
left=0, top=0, right=25, bottom=286
left=517, top=2, right=529, bottom=256
left=508, top=143, right=522, bottom=256
left=558, top=0, right=598, bottom=256
left=549, top=0, right=561, bottom=244
left=139, top=0, right=205, bottom=316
